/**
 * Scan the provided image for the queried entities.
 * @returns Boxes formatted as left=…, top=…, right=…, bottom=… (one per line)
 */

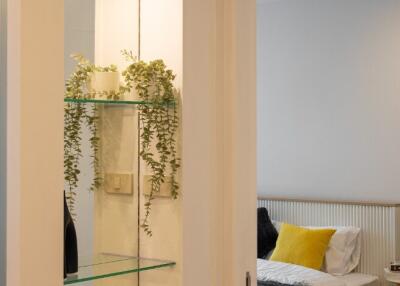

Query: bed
left=257, top=259, right=379, bottom=286
left=256, top=198, right=399, bottom=286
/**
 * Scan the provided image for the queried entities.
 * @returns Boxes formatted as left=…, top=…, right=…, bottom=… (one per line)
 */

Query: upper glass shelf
left=64, top=98, right=147, bottom=105
left=64, top=98, right=176, bottom=107
left=64, top=254, right=176, bottom=285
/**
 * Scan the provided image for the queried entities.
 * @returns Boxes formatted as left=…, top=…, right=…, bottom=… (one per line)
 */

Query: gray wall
left=257, top=0, right=400, bottom=202
left=0, top=0, right=6, bottom=282
left=65, top=0, right=95, bottom=257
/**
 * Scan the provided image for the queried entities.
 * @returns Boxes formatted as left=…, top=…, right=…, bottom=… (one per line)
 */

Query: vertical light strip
left=258, top=199, right=399, bottom=284
left=0, top=0, right=7, bottom=283
left=138, top=0, right=141, bottom=60
left=137, top=3, right=141, bottom=285
left=395, top=207, right=400, bottom=260
left=6, top=0, right=21, bottom=284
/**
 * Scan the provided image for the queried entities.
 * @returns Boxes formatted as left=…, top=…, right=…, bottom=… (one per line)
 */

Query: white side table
left=385, top=268, right=400, bottom=285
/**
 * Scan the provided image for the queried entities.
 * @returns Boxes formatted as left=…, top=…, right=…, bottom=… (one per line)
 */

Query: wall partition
left=0, top=0, right=7, bottom=283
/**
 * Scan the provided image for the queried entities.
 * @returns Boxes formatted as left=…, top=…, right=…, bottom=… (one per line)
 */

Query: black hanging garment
left=64, top=192, right=78, bottom=278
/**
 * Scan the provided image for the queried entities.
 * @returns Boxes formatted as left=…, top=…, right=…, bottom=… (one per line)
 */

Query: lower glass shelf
left=64, top=254, right=176, bottom=285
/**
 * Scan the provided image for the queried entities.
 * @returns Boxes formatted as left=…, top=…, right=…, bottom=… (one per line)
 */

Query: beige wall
left=7, top=0, right=64, bottom=286
left=182, top=0, right=256, bottom=285
left=6, top=1, right=20, bottom=284
left=181, top=1, right=218, bottom=283
left=0, top=0, right=6, bottom=283
left=140, top=1, right=183, bottom=286
left=230, top=1, right=257, bottom=283
left=93, top=1, right=140, bottom=286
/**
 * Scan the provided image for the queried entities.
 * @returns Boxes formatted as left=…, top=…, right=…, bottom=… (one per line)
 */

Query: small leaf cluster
left=64, top=102, right=101, bottom=216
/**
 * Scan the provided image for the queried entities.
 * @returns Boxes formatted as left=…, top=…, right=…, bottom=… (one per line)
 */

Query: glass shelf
left=64, top=98, right=175, bottom=106
left=64, top=254, right=176, bottom=285
left=64, top=98, right=148, bottom=105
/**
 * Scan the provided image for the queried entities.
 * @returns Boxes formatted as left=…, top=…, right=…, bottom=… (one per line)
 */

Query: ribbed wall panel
left=258, top=199, right=400, bottom=285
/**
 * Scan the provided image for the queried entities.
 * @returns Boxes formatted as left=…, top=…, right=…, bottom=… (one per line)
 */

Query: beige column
left=0, top=0, right=7, bottom=283
left=7, top=0, right=64, bottom=285
left=182, top=0, right=256, bottom=285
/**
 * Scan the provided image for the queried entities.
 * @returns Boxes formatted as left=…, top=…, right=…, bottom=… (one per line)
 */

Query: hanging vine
left=64, top=102, right=84, bottom=216
left=123, top=54, right=180, bottom=236
left=64, top=55, right=104, bottom=215
left=64, top=52, right=180, bottom=235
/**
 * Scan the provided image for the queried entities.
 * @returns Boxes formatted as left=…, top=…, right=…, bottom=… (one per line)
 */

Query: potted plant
left=90, top=65, right=120, bottom=99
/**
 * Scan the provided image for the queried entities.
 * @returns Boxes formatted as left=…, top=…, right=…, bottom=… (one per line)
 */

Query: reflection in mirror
left=65, top=0, right=96, bottom=260
left=64, top=0, right=139, bottom=285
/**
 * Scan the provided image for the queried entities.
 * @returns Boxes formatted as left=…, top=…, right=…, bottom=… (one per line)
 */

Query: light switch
left=113, top=176, right=121, bottom=189
left=143, top=175, right=173, bottom=198
left=105, top=173, right=133, bottom=195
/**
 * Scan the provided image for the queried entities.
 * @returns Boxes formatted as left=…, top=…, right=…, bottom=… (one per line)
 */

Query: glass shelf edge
left=64, top=98, right=176, bottom=106
left=64, top=98, right=148, bottom=105
left=63, top=259, right=176, bottom=285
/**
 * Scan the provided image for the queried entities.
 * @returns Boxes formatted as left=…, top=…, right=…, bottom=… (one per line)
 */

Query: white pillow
left=320, top=226, right=361, bottom=275
left=271, top=221, right=361, bottom=275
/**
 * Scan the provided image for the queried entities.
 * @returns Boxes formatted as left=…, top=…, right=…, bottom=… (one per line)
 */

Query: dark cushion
left=257, top=207, right=278, bottom=259
left=258, top=281, right=308, bottom=286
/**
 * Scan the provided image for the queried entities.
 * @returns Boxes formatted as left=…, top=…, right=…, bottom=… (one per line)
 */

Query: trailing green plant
left=123, top=52, right=180, bottom=236
left=64, top=54, right=114, bottom=215
left=64, top=102, right=84, bottom=216
left=64, top=52, right=181, bottom=235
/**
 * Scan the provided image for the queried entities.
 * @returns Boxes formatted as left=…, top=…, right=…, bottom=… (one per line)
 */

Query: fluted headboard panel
left=258, top=197, right=400, bottom=285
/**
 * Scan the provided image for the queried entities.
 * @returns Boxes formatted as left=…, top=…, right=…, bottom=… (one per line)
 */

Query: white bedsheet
left=257, top=259, right=345, bottom=286
left=257, top=259, right=378, bottom=286
left=335, top=273, right=379, bottom=286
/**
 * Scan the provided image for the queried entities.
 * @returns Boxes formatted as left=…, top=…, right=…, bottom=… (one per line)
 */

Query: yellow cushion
left=270, top=223, right=336, bottom=270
